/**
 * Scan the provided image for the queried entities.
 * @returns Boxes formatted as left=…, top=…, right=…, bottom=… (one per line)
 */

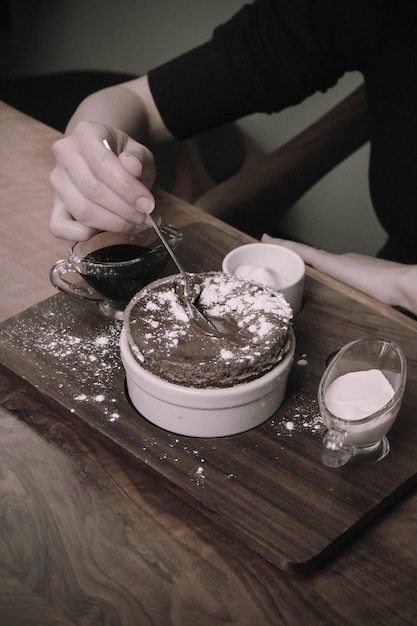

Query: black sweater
left=149, top=0, right=417, bottom=263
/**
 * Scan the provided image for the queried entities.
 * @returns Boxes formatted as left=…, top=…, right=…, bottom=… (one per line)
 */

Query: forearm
left=66, top=76, right=172, bottom=144
left=262, top=236, right=417, bottom=316
left=196, top=84, right=369, bottom=224
left=300, top=250, right=417, bottom=315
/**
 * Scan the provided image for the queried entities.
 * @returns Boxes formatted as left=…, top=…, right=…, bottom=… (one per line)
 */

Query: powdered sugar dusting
left=125, top=272, right=293, bottom=388
left=270, top=397, right=323, bottom=438
left=200, top=273, right=292, bottom=343
left=0, top=292, right=324, bottom=494
left=270, top=352, right=324, bottom=438
left=0, top=297, right=124, bottom=423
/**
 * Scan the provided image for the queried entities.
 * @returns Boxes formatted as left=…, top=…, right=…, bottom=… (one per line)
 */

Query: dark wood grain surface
left=2, top=391, right=416, bottom=626
left=1, top=221, right=417, bottom=574
left=2, top=101, right=417, bottom=624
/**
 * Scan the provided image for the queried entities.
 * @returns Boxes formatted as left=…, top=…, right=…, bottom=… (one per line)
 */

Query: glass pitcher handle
left=49, top=259, right=103, bottom=302
left=321, top=428, right=354, bottom=468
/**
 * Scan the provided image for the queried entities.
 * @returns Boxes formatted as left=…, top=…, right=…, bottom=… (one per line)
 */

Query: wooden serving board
left=1, top=222, right=417, bottom=572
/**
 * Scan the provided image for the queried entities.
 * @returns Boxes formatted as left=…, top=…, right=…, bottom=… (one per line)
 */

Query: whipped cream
left=325, top=369, right=395, bottom=421
left=234, top=264, right=283, bottom=290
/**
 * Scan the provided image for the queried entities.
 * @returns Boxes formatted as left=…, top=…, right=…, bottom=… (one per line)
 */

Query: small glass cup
left=50, top=225, right=182, bottom=320
left=318, top=337, right=407, bottom=468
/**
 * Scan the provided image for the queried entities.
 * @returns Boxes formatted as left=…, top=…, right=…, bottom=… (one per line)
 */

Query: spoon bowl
left=146, top=214, right=222, bottom=337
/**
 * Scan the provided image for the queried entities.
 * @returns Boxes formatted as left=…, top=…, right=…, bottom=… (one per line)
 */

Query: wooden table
left=1, top=101, right=417, bottom=625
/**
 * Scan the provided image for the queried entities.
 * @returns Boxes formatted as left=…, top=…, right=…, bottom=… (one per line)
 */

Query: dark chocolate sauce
left=81, top=243, right=168, bottom=303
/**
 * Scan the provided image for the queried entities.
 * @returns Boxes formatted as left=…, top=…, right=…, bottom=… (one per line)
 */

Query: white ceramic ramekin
left=120, top=327, right=295, bottom=438
left=222, top=243, right=305, bottom=315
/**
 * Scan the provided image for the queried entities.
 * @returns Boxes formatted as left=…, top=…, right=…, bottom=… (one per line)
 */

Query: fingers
left=50, top=122, right=157, bottom=240
left=50, top=196, right=156, bottom=241
left=50, top=190, right=150, bottom=241
left=262, top=233, right=309, bottom=256
left=261, top=233, right=324, bottom=267
left=50, top=197, right=99, bottom=241
left=51, top=147, right=151, bottom=227
left=262, top=233, right=282, bottom=244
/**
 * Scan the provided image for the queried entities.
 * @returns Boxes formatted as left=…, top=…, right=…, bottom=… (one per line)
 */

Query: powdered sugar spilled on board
left=0, top=294, right=324, bottom=489
left=0, top=296, right=125, bottom=423
left=270, top=395, right=323, bottom=438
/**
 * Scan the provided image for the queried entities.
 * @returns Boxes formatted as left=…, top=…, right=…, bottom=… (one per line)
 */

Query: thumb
left=118, top=151, right=155, bottom=214
left=118, top=151, right=143, bottom=179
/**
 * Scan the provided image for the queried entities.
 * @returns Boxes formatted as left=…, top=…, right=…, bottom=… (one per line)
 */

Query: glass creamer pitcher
left=318, top=337, right=407, bottom=468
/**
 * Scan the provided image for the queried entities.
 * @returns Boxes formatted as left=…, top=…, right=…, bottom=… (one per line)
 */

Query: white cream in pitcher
left=325, top=369, right=394, bottom=421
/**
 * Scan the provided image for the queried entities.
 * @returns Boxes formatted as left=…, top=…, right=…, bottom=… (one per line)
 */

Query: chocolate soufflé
left=124, top=271, right=293, bottom=388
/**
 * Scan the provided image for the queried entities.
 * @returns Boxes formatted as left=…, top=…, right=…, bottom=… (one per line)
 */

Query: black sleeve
left=148, top=0, right=378, bottom=140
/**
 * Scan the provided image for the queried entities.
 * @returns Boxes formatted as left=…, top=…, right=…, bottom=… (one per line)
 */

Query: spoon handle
left=146, top=214, right=191, bottom=298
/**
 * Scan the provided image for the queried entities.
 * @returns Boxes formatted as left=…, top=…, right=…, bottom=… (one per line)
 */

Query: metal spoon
left=146, top=214, right=221, bottom=337
left=102, top=139, right=220, bottom=336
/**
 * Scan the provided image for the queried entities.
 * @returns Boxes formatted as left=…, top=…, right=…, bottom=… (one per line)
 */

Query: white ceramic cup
left=222, top=243, right=305, bottom=315
left=120, top=327, right=295, bottom=437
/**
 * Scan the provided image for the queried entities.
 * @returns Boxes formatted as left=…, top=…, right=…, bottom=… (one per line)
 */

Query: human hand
left=49, top=121, right=156, bottom=241
left=261, top=234, right=326, bottom=267
left=262, top=234, right=417, bottom=316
